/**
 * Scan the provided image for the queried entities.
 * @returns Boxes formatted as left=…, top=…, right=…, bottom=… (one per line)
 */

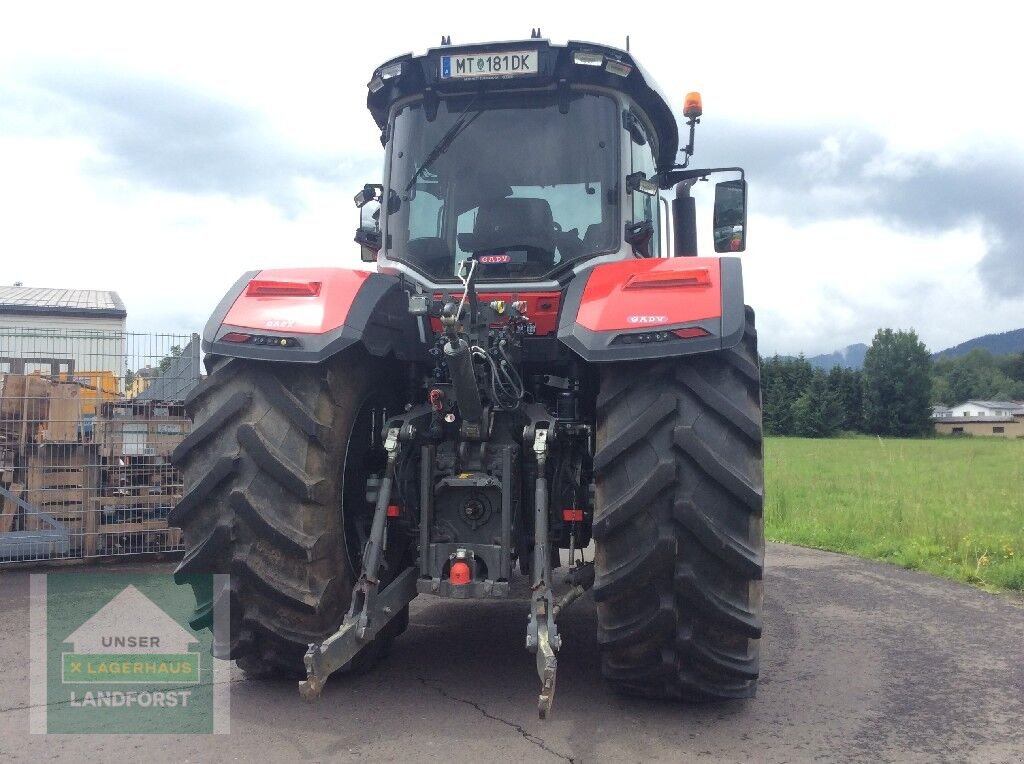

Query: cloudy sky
left=1, top=1, right=1021, bottom=355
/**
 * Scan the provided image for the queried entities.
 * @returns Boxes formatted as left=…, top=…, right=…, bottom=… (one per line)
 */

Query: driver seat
left=457, top=197, right=556, bottom=256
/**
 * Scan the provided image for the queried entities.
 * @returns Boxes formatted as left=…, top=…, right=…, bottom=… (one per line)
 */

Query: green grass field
left=764, top=436, right=1024, bottom=591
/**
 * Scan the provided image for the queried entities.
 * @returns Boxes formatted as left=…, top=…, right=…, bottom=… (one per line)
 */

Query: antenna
left=626, top=35, right=630, bottom=52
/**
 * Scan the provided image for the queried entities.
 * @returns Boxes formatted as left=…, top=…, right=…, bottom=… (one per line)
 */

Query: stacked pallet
left=89, top=399, right=188, bottom=556
left=0, top=380, right=190, bottom=559
left=0, top=473, right=21, bottom=535
left=0, top=374, right=82, bottom=445
left=22, top=446, right=91, bottom=537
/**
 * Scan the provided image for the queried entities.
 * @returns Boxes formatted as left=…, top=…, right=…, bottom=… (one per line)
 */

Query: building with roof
left=0, top=285, right=126, bottom=380
left=0, top=285, right=125, bottom=330
left=932, top=399, right=1024, bottom=438
left=946, top=400, right=1024, bottom=418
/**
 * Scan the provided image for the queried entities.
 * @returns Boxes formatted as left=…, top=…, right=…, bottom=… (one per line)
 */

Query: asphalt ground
left=1, top=543, right=1022, bottom=763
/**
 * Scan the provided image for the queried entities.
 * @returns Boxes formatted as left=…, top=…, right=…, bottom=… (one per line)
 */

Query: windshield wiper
left=404, top=98, right=482, bottom=193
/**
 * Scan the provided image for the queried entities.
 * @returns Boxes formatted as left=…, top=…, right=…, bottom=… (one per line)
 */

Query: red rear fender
left=202, top=268, right=418, bottom=363
left=223, top=268, right=371, bottom=335
left=558, top=257, right=745, bottom=362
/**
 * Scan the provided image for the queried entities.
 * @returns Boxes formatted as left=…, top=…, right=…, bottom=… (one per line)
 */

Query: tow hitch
left=526, top=426, right=560, bottom=718
left=300, top=427, right=418, bottom=701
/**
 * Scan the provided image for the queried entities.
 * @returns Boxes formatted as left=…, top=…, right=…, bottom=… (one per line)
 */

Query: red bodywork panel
left=429, top=291, right=561, bottom=336
left=222, top=268, right=372, bottom=334
left=575, top=258, right=722, bottom=332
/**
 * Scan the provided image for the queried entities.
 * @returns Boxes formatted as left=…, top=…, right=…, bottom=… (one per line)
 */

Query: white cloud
left=0, top=0, right=1021, bottom=356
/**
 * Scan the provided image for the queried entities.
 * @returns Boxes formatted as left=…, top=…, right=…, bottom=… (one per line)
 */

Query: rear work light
left=221, top=332, right=300, bottom=347
left=573, top=50, right=604, bottom=66
left=605, top=59, right=632, bottom=77
left=673, top=327, right=711, bottom=339
left=368, top=61, right=403, bottom=93
left=612, top=326, right=711, bottom=345
left=246, top=279, right=322, bottom=297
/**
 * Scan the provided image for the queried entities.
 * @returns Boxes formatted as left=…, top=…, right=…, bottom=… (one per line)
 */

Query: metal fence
left=0, top=329, right=200, bottom=563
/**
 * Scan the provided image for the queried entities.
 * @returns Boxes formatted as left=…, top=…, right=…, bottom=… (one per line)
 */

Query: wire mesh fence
left=0, top=328, right=200, bottom=563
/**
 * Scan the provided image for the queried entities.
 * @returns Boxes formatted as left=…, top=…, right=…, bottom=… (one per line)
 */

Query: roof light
left=684, top=92, right=703, bottom=119
left=380, top=62, right=403, bottom=80
left=573, top=50, right=604, bottom=66
left=368, top=61, right=403, bottom=93
left=605, top=59, right=633, bottom=77
left=246, top=279, right=322, bottom=297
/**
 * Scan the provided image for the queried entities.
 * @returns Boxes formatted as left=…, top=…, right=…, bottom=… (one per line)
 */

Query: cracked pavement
left=1, top=544, right=1022, bottom=763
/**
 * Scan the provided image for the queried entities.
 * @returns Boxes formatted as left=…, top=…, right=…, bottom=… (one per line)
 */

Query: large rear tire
left=593, top=306, right=764, bottom=700
left=170, top=352, right=405, bottom=676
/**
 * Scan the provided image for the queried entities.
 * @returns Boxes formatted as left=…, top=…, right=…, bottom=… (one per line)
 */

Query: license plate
left=440, top=51, right=537, bottom=80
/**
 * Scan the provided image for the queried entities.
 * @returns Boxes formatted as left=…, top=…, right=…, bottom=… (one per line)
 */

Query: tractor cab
left=357, top=39, right=689, bottom=285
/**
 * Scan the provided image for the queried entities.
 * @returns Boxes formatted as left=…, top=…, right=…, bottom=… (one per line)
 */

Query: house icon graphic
left=64, top=585, right=197, bottom=655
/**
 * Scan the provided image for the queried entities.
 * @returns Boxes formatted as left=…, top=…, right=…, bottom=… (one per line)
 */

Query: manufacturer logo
left=627, top=315, right=668, bottom=324
left=31, top=573, right=230, bottom=734
left=264, top=319, right=295, bottom=328
left=478, top=254, right=512, bottom=264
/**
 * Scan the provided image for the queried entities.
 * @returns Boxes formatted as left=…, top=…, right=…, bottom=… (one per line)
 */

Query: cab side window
left=629, top=115, right=660, bottom=258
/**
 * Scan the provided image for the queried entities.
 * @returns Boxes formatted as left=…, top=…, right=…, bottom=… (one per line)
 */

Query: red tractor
left=171, top=35, right=763, bottom=718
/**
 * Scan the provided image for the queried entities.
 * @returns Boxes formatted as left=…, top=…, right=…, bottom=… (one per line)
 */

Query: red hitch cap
left=449, top=561, right=472, bottom=585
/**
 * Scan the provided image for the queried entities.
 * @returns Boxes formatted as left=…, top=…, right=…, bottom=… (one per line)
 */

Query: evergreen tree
left=828, top=366, right=864, bottom=432
left=760, top=355, right=814, bottom=435
left=793, top=369, right=844, bottom=437
left=863, top=328, right=933, bottom=436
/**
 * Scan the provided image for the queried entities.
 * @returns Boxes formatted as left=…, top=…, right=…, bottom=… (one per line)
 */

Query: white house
left=0, top=285, right=127, bottom=379
left=946, top=400, right=1024, bottom=418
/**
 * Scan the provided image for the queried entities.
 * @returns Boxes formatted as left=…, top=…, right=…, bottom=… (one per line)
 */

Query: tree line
left=762, top=329, right=1024, bottom=438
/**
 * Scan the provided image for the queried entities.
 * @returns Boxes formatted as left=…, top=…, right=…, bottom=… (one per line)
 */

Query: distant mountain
left=784, top=328, right=1024, bottom=371
left=807, top=343, right=869, bottom=370
left=932, top=328, right=1024, bottom=360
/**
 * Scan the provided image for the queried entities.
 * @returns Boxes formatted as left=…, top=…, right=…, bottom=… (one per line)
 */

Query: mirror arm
left=624, top=221, right=655, bottom=258
left=656, top=166, right=745, bottom=190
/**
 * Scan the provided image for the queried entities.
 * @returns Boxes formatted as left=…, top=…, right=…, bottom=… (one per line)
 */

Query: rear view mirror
left=713, top=179, right=747, bottom=253
left=355, top=200, right=382, bottom=262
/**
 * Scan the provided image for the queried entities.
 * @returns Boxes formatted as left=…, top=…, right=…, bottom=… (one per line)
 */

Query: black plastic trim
left=202, top=271, right=259, bottom=349
left=367, top=39, right=679, bottom=174
left=719, top=257, right=745, bottom=350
